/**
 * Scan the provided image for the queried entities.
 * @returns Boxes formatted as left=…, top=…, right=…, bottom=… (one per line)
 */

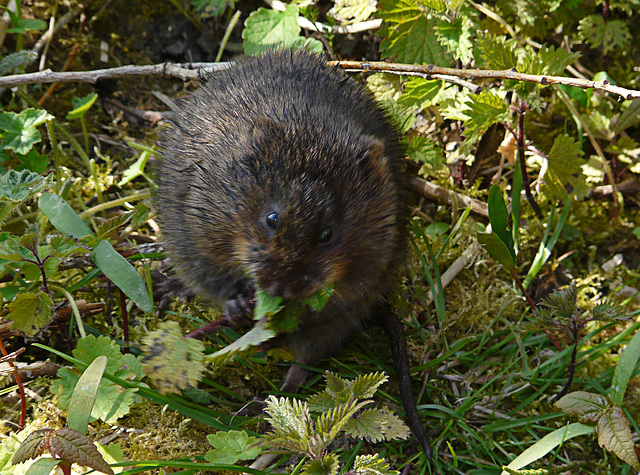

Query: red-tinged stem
left=0, top=337, right=26, bottom=429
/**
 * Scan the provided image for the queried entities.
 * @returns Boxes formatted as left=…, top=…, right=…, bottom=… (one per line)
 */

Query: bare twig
left=407, top=177, right=489, bottom=219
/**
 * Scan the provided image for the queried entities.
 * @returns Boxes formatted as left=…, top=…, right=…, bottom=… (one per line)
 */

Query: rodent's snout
left=261, top=273, right=322, bottom=301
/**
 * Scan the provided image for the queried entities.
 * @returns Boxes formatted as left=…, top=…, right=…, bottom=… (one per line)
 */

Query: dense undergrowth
left=1, top=0, right=640, bottom=474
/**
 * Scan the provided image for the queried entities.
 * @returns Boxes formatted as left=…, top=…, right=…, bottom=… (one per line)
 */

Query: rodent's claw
left=150, top=270, right=194, bottom=315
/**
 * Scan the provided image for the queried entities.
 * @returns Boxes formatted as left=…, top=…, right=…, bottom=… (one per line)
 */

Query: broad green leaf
left=254, top=287, right=284, bottom=320
left=302, top=286, right=333, bottom=312
left=243, top=5, right=300, bottom=55
left=7, top=291, right=52, bottom=337
left=48, top=428, right=114, bottom=475
left=67, top=93, right=98, bottom=120
left=39, top=192, right=93, bottom=238
left=52, top=335, right=144, bottom=423
left=501, top=423, right=594, bottom=474
left=67, top=356, right=108, bottom=435
left=289, top=36, right=324, bottom=53
left=596, top=406, right=639, bottom=470
left=352, top=454, right=399, bottom=475
left=555, top=391, right=609, bottom=423
left=205, top=430, right=261, bottom=464
left=140, top=321, right=205, bottom=394
left=406, top=135, right=448, bottom=179
left=610, top=328, right=640, bottom=406
left=543, top=134, right=588, bottom=201
left=0, top=109, right=52, bottom=155
left=6, top=18, right=47, bottom=34
left=379, top=0, right=448, bottom=65
left=476, top=231, right=516, bottom=272
left=91, top=240, right=153, bottom=313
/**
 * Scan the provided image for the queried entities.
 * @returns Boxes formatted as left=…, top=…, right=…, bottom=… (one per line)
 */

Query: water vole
left=155, top=49, right=429, bottom=453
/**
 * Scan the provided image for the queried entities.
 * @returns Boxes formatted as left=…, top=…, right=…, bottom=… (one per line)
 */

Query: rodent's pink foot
left=150, top=270, right=194, bottom=315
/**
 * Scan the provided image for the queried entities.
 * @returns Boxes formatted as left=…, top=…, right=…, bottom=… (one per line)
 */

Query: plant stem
left=0, top=337, right=26, bottom=429
left=517, top=101, right=542, bottom=218
left=46, top=119, right=62, bottom=194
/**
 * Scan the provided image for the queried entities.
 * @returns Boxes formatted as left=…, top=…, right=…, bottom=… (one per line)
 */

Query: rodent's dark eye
left=265, top=212, right=279, bottom=230
left=319, top=227, right=332, bottom=243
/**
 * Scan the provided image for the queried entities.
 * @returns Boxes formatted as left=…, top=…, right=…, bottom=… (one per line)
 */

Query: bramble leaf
left=141, top=321, right=206, bottom=394
left=555, top=391, right=609, bottom=423
left=11, top=429, right=49, bottom=465
left=48, top=428, right=114, bottom=475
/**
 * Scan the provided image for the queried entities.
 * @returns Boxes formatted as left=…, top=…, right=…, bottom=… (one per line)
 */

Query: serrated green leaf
left=578, top=16, right=631, bottom=54
left=435, top=17, right=473, bottom=63
left=343, top=407, right=409, bottom=442
left=555, top=391, right=609, bottom=423
left=613, top=99, right=640, bottom=135
left=316, top=399, right=363, bottom=444
left=39, top=192, right=93, bottom=238
left=91, top=240, right=153, bottom=313
left=67, top=356, right=108, bottom=435
left=263, top=395, right=313, bottom=442
left=328, top=0, right=376, bottom=24
left=302, top=286, right=333, bottom=312
left=7, top=291, right=52, bottom=337
left=95, top=211, right=134, bottom=241
left=141, top=321, right=205, bottom=394
left=407, top=135, right=448, bottom=179
left=398, top=77, right=442, bottom=108
left=49, top=427, right=114, bottom=475
left=301, top=453, right=339, bottom=475
left=0, top=50, right=37, bottom=76
left=543, top=134, right=588, bottom=201
left=254, top=287, right=284, bottom=320
left=352, top=454, right=399, bottom=475
left=461, top=90, right=509, bottom=142
left=12, top=430, right=50, bottom=465
left=379, top=0, right=448, bottom=65
left=596, top=406, right=639, bottom=470
left=477, top=231, right=516, bottom=272
left=0, top=109, right=52, bottom=155
left=52, top=335, right=144, bottom=423
left=243, top=5, right=300, bottom=55
left=476, top=33, right=518, bottom=70
left=205, top=430, right=261, bottom=464
left=0, top=169, right=48, bottom=202
left=67, top=93, right=98, bottom=120
left=528, top=45, right=580, bottom=76
left=351, top=372, right=388, bottom=399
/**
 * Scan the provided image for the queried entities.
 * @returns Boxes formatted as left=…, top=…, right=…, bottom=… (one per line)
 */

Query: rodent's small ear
left=360, top=136, right=390, bottom=179
left=247, top=115, right=285, bottom=145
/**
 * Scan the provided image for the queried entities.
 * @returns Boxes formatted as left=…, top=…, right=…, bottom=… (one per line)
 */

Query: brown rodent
left=155, top=49, right=428, bottom=453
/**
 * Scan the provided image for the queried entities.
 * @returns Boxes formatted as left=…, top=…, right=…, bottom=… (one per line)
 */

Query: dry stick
left=39, top=45, right=78, bottom=105
left=1, top=61, right=639, bottom=101
left=407, top=177, right=489, bottom=219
